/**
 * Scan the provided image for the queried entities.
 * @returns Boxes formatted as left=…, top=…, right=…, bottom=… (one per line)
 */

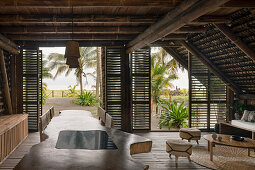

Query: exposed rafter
left=0, top=14, right=231, bottom=25
left=0, top=0, right=253, bottom=8
left=179, top=40, right=241, bottom=93
left=214, top=23, right=255, bottom=62
left=0, top=26, right=206, bottom=34
left=8, top=34, right=137, bottom=41
left=127, top=0, right=230, bottom=53
left=163, top=47, right=188, bottom=70
left=0, top=14, right=158, bottom=24
left=0, top=33, right=19, bottom=54
left=0, top=0, right=181, bottom=7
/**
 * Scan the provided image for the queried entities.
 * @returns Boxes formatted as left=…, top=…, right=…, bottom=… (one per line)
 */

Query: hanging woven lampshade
left=64, top=41, right=81, bottom=58
left=66, top=55, right=79, bottom=68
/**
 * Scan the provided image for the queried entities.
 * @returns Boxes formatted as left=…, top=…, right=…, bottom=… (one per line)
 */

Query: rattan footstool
left=180, top=128, right=201, bottom=144
left=166, top=139, right=192, bottom=167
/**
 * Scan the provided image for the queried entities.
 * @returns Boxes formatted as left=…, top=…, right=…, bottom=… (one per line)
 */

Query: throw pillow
left=241, top=110, right=250, bottom=121
left=248, top=111, right=255, bottom=122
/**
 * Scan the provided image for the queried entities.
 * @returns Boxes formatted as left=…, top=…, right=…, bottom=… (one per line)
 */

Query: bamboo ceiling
left=0, top=0, right=254, bottom=95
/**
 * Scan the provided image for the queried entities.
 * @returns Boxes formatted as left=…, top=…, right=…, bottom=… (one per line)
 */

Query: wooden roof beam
left=0, top=14, right=230, bottom=25
left=223, top=0, right=255, bottom=8
left=8, top=33, right=188, bottom=41
left=0, top=33, right=19, bottom=54
left=127, top=0, right=230, bottom=53
left=163, top=47, right=188, bottom=70
left=0, top=14, right=158, bottom=24
left=215, top=23, right=255, bottom=62
left=0, top=26, right=206, bottom=34
left=192, top=16, right=231, bottom=24
left=1, top=0, right=253, bottom=8
left=0, top=26, right=147, bottom=34
left=0, top=0, right=182, bottom=7
left=8, top=34, right=137, bottom=41
left=179, top=40, right=241, bottom=94
left=17, top=40, right=127, bottom=47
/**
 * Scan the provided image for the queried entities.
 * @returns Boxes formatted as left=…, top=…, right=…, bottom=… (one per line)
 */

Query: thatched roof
left=0, top=0, right=254, bottom=94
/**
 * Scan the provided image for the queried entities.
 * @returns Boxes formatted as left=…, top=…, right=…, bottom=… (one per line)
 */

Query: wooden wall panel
left=0, top=114, right=28, bottom=164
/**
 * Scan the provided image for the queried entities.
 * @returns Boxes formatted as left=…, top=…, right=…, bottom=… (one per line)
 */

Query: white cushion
left=231, top=120, right=255, bottom=131
left=241, top=110, right=251, bottom=121
left=248, top=111, right=255, bottom=122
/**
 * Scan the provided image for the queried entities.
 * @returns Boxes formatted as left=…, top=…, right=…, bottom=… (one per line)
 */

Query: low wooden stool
left=180, top=128, right=201, bottom=144
left=166, top=139, right=192, bottom=167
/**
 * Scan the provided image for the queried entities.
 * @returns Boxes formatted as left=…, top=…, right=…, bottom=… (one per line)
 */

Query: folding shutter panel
left=105, top=47, right=122, bottom=129
left=189, top=54, right=226, bottom=130
left=22, top=48, right=42, bottom=131
left=131, top=48, right=151, bottom=131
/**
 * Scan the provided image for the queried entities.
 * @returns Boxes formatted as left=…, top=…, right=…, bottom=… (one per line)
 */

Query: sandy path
left=42, top=97, right=97, bottom=117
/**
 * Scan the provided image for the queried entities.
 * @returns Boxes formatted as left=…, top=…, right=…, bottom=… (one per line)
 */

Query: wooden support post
left=11, top=54, right=17, bottom=114
left=52, top=90, right=54, bottom=97
left=180, top=40, right=241, bottom=94
left=214, top=23, right=255, bottom=62
left=101, top=47, right=106, bottom=109
left=0, top=50, right=13, bottom=114
left=121, top=47, right=132, bottom=132
left=226, top=87, right=234, bottom=122
left=16, top=52, right=23, bottom=114
left=188, top=52, right=192, bottom=128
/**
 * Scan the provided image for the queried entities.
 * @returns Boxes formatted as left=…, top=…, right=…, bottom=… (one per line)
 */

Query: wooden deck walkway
left=0, top=131, right=209, bottom=170
left=0, top=132, right=40, bottom=170
left=132, top=132, right=209, bottom=170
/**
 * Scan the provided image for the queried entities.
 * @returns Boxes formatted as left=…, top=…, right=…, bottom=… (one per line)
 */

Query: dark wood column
left=121, top=47, right=132, bottom=132
left=226, top=87, right=234, bottom=122
left=11, top=54, right=17, bottom=114
left=16, top=52, right=23, bottom=114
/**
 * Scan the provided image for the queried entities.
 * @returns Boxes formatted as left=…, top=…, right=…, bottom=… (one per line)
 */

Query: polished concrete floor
left=0, top=131, right=210, bottom=170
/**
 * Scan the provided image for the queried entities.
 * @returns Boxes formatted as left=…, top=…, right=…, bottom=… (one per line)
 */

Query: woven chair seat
left=166, top=139, right=192, bottom=166
left=180, top=128, right=201, bottom=143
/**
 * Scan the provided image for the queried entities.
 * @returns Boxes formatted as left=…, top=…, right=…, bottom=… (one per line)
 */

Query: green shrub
left=159, top=101, right=188, bottom=129
left=73, top=92, right=98, bottom=106
left=67, top=85, right=78, bottom=97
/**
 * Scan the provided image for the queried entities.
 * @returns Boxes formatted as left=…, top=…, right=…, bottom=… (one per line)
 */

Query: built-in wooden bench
left=39, top=106, right=54, bottom=142
left=98, top=106, right=106, bottom=125
left=0, top=114, right=28, bottom=164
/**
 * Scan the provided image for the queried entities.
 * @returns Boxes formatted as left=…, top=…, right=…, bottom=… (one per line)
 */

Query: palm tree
left=42, top=59, right=53, bottom=79
left=48, top=47, right=97, bottom=94
left=151, top=48, right=181, bottom=114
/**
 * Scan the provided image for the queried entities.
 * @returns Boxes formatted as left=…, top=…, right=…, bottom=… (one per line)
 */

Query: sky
left=40, top=47, right=188, bottom=90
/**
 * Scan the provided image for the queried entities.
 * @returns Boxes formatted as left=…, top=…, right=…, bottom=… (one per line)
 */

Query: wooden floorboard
left=0, top=131, right=210, bottom=170
left=0, top=132, right=39, bottom=170
left=133, top=132, right=210, bottom=170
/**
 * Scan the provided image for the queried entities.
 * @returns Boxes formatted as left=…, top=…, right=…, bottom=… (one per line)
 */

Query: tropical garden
left=42, top=47, right=189, bottom=130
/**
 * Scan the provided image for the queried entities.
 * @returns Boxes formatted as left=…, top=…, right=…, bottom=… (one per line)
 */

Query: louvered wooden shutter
left=22, top=48, right=42, bottom=131
left=189, top=54, right=226, bottom=130
left=131, top=48, right=151, bottom=131
left=105, top=47, right=122, bottom=129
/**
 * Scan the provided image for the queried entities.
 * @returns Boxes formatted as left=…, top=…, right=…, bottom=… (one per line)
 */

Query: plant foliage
left=73, top=91, right=98, bottom=106
left=67, top=85, right=78, bottom=97
left=159, top=101, right=188, bottom=129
